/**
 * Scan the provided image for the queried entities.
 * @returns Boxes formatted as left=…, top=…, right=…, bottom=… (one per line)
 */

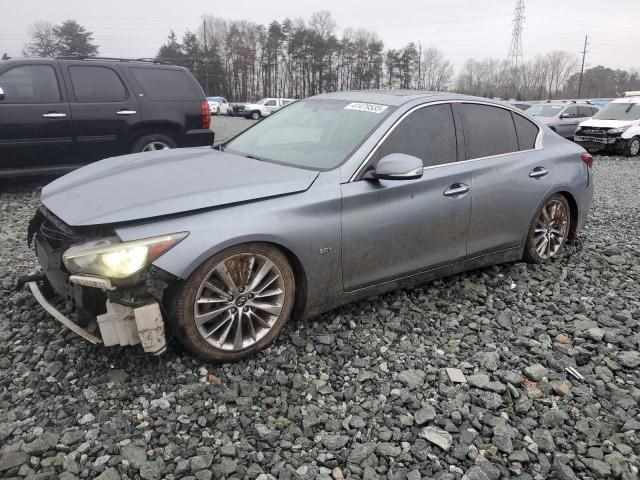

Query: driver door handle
left=116, top=109, right=137, bottom=116
left=529, top=167, right=548, bottom=179
left=443, top=183, right=470, bottom=197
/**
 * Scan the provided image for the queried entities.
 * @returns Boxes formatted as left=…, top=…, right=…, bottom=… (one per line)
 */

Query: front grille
left=580, top=128, right=609, bottom=136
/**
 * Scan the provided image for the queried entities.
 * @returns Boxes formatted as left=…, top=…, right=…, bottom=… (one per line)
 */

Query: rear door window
left=69, top=66, right=127, bottom=102
left=0, top=65, right=61, bottom=103
left=459, top=104, right=518, bottom=159
left=376, top=103, right=457, bottom=167
left=512, top=112, right=539, bottom=150
left=130, top=67, right=201, bottom=101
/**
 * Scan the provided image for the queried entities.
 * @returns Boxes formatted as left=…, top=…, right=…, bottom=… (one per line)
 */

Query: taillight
left=580, top=152, right=593, bottom=168
left=201, top=101, right=211, bottom=129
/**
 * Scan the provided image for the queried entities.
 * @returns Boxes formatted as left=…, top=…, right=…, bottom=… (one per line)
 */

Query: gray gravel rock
left=1, top=153, right=639, bottom=480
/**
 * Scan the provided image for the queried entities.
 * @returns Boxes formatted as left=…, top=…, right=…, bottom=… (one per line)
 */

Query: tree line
left=22, top=15, right=640, bottom=101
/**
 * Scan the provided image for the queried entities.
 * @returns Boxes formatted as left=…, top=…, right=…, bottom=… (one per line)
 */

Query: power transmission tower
left=577, top=35, right=589, bottom=98
left=507, top=0, right=526, bottom=93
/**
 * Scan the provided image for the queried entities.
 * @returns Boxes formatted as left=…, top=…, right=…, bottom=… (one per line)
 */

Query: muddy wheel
left=168, top=243, right=295, bottom=362
left=524, top=194, right=571, bottom=263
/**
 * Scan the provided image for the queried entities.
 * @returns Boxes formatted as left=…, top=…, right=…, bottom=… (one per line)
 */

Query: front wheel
left=249, top=111, right=261, bottom=120
left=523, top=194, right=571, bottom=263
left=623, top=137, right=640, bottom=157
left=168, top=243, right=296, bottom=362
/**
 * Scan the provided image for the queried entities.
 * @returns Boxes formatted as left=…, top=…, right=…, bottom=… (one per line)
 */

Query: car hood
left=578, top=119, right=637, bottom=128
left=41, top=147, right=319, bottom=226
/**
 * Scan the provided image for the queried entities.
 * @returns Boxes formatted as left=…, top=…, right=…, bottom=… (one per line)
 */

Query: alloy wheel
left=630, top=138, right=640, bottom=156
left=193, top=253, right=286, bottom=351
left=534, top=199, right=569, bottom=259
left=142, top=141, right=171, bottom=152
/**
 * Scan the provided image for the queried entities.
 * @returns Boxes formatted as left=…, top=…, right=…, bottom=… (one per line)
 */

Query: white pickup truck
left=241, top=98, right=296, bottom=120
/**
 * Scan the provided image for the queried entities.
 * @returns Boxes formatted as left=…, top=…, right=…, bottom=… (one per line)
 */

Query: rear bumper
left=182, top=129, right=214, bottom=147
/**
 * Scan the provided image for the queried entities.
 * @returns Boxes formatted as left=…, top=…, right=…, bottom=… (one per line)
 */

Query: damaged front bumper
left=25, top=206, right=174, bottom=355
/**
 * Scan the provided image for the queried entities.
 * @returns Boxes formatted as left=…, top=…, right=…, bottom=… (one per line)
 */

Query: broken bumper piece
left=28, top=281, right=167, bottom=354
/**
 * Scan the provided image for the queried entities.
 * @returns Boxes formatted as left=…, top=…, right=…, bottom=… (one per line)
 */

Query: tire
left=249, top=111, right=261, bottom=120
left=130, top=133, right=177, bottom=153
left=167, top=243, right=296, bottom=362
left=523, top=194, right=571, bottom=263
left=622, top=136, right=640, bottom=157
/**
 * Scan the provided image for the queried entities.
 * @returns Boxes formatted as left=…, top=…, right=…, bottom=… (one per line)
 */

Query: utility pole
left=577, top=35, right=589, bottom=99
left=507, top=0, right=526, bottom=96
left=203, top=19, right=210, bottom=95
left=417, top=42, right=422, bottom=90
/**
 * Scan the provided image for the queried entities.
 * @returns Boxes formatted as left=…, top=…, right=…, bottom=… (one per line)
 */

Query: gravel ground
left=211, top=116, right=257, bottom=143
left=0, top=147, right=639, bottom=480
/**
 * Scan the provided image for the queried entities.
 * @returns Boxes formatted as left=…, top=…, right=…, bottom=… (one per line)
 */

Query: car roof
left=612, top=97, right=640, bottom=104
left=309, top=90, right=517, bottom=107
left=1, top=56, right=181, bottom=68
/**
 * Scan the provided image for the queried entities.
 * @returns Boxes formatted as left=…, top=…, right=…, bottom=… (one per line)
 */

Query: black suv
left=0, top=55, right=213, bottom=176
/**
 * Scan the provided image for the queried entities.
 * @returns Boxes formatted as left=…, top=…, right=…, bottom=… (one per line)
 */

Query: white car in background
left=574, top=92, right=640, bottom=157
left=241, top=98, right=296, bottom=120
left=207, top=97, right=230, bottom=116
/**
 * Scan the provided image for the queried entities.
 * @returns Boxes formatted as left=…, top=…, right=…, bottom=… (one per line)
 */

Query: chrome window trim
left=349, top=99, right=544, bottom=182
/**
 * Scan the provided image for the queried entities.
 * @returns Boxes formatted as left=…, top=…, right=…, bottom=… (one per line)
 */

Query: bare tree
left=23, top=21, right=59, bottom=57
left=309, top=10, right=336, bottom=39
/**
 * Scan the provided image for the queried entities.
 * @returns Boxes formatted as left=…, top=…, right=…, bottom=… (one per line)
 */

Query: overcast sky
left=1, top=0, right=638, bottom=73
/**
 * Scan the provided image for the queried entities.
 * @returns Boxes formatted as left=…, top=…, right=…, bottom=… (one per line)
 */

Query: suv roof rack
left=55, top=54, right=172, bottom=65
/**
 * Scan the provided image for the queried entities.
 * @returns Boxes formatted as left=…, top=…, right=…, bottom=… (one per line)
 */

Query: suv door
left=556, top=105, right=580, bottom=138
left=0, top=61, right=73, bottom=173
left=458, top=103, right=552, bottom=257
left=341, top=103, right=471, bottom=291
left=62, top=62, right=140, bottom=161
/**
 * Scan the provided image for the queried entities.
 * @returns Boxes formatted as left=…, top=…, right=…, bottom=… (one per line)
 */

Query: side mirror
left=0, top=87, right=5, bottom=101
left=366, top=153, right=424, bottom=181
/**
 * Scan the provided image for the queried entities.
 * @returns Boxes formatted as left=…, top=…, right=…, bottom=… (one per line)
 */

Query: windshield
left=225, top=99, right=395, bottom=170
left=592, top=102, right=640, bottom=121
left=255, top=98, right=269, bottom=105
left=525, top=104, right=564, bottom=117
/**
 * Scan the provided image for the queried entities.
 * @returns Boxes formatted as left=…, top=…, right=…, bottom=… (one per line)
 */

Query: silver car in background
left=26, top=91, right=594, bottom=362
left=526, top=101, right=599, bottom=139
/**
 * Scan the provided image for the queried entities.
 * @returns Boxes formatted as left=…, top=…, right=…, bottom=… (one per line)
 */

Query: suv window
left=459, top=104, right=518, bottom=159
left=512, top=112, right=539, bottom=150
left=0, top=65, right=61, bottom=103
left=562, top=106, right=579, bottom=118
left=376, top=104, right=457, bottom=167
left=70, top=66, right=127, bottom=102
left=130, top=67, right=201, bottom=101
left=264, top=99, right=277, bottom=107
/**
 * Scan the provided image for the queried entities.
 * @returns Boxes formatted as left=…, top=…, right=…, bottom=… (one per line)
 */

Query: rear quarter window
left=459, top=104, right=519, bottom=159
left=130, top=67, right=202, bottom=101
left=512, top=113, right=539, bottom=150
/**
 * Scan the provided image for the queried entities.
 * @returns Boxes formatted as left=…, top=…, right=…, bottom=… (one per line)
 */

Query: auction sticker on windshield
left=344, top=102, right=389, bottom=114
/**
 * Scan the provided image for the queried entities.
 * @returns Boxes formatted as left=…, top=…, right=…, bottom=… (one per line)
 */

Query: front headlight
left=607, top=126, right=630, bottom=135
left=63, top=233, right=188, bottom=279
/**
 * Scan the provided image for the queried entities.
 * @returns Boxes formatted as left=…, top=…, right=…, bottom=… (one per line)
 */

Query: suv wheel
left=623, top=136, right=640, bottom=157
left=249, top=111, right=261, bottom=120
left=131, top=134, right=177, bottom=153
left=168, top=243, right=296, bottom=362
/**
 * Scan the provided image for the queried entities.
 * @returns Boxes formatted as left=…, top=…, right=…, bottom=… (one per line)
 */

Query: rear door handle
left=116, top=109, right=137, bottom=116
left=529, top=167, right=548, bottom=179
left=42, top=112, right=67, bottom=118
left=443, top=183, right=470, bottom=197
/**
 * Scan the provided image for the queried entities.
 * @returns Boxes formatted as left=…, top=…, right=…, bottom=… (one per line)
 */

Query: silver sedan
left=27, top=91, right=594, bottom=362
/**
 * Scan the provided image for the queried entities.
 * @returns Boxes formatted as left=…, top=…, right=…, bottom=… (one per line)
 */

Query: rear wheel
left=131, top=133, right=177, bottom=153
left=524, top=194, right=571, bottom=263
left=623, top=136, right=640, bottom=157
left=168, top=243, right=295, bottom=362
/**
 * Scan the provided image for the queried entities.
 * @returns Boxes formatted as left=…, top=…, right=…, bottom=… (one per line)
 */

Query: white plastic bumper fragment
left=97, top=301, right=166, bottom=353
